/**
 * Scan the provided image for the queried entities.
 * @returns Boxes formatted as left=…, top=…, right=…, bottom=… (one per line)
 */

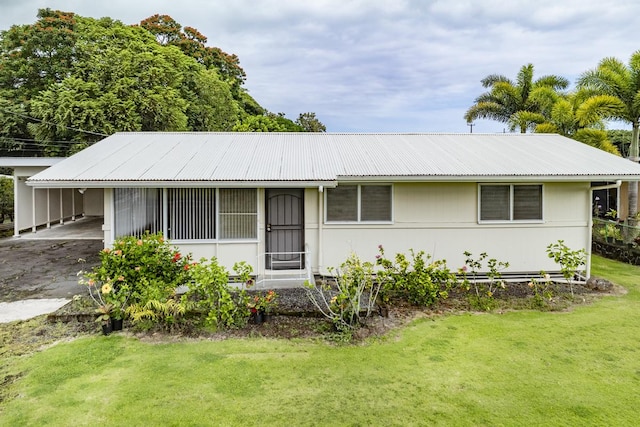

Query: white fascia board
left=26, top=180, right=338, bottom=189
left=336, top=175, right=640, bottom=183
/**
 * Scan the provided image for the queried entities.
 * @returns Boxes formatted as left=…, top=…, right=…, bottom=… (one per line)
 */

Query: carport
left=0, top=157, right=104, bottom=238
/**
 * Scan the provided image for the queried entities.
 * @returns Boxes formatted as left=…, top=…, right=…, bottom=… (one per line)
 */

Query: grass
left=1, top=255, right=640, bottom=425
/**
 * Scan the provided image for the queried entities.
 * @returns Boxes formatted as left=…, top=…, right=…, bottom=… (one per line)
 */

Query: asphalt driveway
left=0, top=238, right=102, bottom=322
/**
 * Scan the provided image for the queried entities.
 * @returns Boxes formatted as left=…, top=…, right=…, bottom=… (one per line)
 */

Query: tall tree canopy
left=0, top=9, right=326, bottom=156
left=465, top=64, right=569, bottom=133
left=577, top=51, right=640, bottom=220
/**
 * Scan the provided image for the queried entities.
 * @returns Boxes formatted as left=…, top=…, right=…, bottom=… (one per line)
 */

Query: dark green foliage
left=376, top=246, right=455, bottom=307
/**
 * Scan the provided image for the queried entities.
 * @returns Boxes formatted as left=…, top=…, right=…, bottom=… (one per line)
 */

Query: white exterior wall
left=83, top=188, right=103, bottom=216
left=316, top=182, right=590, bottom=275
left=101, top=182, right=591, bottom=276
left=13, top=166, right=86, bottom=234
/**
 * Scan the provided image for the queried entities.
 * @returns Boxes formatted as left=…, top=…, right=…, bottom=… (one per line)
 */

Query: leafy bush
left=0, top=176, right=13, bottom=222
left=183, top=259, right=252, bottom=329
left=306, top=253, right=382, bottom=335
left=85, top=233, right=191, bottom=307
left=375, top=246, right=454, bottom=307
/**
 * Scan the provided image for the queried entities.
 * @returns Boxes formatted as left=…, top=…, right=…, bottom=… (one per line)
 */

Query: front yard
left=1, top=255, right=639, bottom=425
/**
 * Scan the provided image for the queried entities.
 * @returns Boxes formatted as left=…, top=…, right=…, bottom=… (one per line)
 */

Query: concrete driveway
left=0, top=237, right=102, bottom=322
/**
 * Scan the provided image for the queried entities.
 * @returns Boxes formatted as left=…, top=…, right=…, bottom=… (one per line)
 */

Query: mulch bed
left=47, top=277, right=620, bottom=342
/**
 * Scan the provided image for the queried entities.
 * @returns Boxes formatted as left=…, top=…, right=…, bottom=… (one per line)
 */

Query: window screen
left=219, top=188, right=257, bottom=239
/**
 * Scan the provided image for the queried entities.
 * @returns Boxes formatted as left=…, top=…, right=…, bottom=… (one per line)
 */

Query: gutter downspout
left=588, top=180, right=622, bottom=278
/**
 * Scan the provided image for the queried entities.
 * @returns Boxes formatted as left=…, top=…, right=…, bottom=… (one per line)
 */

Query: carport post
left=59, top=188, right=63, bottom=225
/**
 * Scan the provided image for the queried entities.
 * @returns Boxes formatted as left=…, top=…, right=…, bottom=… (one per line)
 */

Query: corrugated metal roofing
left=26, top=132, right=640, bottom=187
left=0, top=157, right=64, bottom=167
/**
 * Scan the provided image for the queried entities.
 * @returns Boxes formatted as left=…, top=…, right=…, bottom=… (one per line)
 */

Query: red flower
left=172, top=253, right=182, bottom=263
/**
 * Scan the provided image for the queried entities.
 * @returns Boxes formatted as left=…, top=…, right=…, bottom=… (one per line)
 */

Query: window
left=479, top=184, right=542, bottom=222
left=219, top=188, right=257, bottom=239
left=114, top=187, right=257, bottom=241
left=114, top=188, right=163, bottom=238
left=168, top=188, right=216, bottom=240
left=326, top=184, right=392, bottom=222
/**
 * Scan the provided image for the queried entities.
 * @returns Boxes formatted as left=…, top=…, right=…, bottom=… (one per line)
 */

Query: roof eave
left=337, top=175, right=640, bottom=183
left=26, top=180, right=339, bottom=189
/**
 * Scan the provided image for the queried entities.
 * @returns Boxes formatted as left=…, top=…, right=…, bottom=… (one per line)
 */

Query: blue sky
left=1, top=0, right=639, bottom=133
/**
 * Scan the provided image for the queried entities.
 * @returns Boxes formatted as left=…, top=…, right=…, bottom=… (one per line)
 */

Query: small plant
left=247, top=290, right=278, bottom=314
left=459, top=251, right=509, bottom=311
left=528, top=272, right=555, bottom=309
left=125, top=298, right=192, bottom=331
left=305, top=253, right=382, bottom=336
left=546, top=240, right=586, bottom=297
left=78, top=273, right=130, bottom=322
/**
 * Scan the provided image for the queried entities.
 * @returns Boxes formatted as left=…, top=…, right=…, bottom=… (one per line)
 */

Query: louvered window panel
left=114, top=188, right=163, bottom=238
left=219, top=188, right=257, bottom=239
left=480, top=185, right=510, bottom=221
left=361, top=185, right=392, bottom=221
left=514, top=185, right=542, bottom=220
left=326, top=185, right=358, bottom=221
left=168, top=188, right=216, bottom=240
left=480, top=184, right=542, bottom=222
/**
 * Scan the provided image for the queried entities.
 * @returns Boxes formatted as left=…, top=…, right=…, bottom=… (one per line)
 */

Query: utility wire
left=0, top=106, right=109, bottom=137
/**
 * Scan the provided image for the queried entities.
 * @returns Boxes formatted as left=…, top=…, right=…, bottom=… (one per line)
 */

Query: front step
left=254, top=269, right=312, bottom=289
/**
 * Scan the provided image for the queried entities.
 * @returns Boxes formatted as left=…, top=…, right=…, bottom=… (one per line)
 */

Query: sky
left=1, top=0, right=639, bottom=133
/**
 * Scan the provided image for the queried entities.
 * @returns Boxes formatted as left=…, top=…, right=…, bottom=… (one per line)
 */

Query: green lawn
left=1, top=255, right=639, bottom=426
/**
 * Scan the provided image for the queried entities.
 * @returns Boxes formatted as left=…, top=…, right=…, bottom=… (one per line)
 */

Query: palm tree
left=577, top=51, right=640, bottom=220
left=465, top=63, right=569, bottom=133
left=534, top=90, right=620, bottom=155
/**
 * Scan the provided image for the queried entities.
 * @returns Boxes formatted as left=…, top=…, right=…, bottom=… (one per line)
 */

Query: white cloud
left=0, top=0, right=639, bottom=132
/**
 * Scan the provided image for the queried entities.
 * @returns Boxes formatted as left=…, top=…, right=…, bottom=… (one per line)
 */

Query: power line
left=0, top=106, right=109, bottom=137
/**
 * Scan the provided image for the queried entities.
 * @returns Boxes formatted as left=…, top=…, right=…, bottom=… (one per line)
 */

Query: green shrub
left=182, top=259, right=252, bottom=329
left=376, top=246, right=454, bottom=307
left=85, top=232, right=191, bottom=307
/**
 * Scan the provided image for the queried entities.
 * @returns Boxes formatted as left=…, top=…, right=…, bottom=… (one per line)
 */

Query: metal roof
left=0, top=157, right=64, bottom=167
left=26, top=132, right=640, bottom=187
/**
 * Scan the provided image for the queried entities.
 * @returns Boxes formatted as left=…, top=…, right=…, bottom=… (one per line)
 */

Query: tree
left=534, top=90, right=619, bottom=155
left=577, top=51, right=640, bottom=220
left=232, top=115, right=288, bottom=132
left=465, top=64, right=569, bottom=132
left=139, top=15, right=246, bottom=92
left=296, top=112, right=326, bottom=132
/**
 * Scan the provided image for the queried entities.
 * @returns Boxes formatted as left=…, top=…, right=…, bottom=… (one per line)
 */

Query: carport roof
left=26, top=132, right=640, bottom=187
left=0, top=157, right=64, bottom=167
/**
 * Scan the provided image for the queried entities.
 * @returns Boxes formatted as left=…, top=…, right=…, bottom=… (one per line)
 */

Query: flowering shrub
left=376, top=246, right=454, bottom=307
left=84, top=233, right=191, bottom=307
left=78, top=273, right=130, bottom=322
left=247, top=290, right=278, bottom=314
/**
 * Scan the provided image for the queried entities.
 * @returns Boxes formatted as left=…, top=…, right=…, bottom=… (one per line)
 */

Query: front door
left=265, top=189, right=304, bottom=270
